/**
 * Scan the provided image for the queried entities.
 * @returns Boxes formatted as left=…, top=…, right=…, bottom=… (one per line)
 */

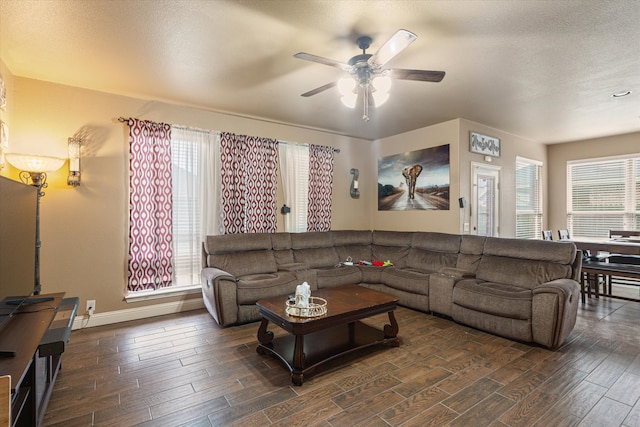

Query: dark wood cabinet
left=0, top=294, right=78, bottom=427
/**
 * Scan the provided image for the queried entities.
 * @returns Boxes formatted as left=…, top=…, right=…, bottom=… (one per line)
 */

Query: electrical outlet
left=463, top=222, right=470, bottom=232
left=86, top=299, right=96, bottom=316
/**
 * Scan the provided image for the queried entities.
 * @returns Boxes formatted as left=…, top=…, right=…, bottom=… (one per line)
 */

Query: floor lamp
left=5, top=154, right=65, bottom=295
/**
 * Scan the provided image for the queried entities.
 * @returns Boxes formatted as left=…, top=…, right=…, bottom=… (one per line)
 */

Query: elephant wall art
left=378, top=144, right=450, bottom=211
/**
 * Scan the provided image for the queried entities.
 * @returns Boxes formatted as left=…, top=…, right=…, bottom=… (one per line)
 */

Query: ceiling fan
left=294, top=29, right=445, bottom=121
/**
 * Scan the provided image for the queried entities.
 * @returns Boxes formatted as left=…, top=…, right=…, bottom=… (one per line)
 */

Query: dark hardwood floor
left=43, top=295, right=640, bottom=426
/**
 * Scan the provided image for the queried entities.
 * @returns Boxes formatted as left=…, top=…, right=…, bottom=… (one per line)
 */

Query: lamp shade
left=6, top=153, right=65, bottom=173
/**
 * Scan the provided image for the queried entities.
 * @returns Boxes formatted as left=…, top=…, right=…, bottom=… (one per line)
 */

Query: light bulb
left=337, top=78, right=356, bottom=95
left=341, top=92, right=357, bottom=108
left=372, top=76, right=392, bottom=107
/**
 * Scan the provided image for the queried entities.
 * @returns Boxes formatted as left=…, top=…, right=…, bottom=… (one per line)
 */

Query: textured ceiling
left=1, top=0, right=639, bottom=143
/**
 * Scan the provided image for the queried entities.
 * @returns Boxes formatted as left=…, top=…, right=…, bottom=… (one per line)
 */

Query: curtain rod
left=118, top=117, right=340, bottom=153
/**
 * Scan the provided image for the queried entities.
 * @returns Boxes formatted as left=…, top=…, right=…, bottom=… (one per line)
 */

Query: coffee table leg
left=384, top=311, right=400, bottom=347
left=256, top=318, right=274, bottom=354
left=291, top=334, right=305, bottom=386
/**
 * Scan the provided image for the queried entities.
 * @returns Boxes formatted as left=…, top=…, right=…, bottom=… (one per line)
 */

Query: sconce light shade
left=67, top=137, right=82, bottom=187
left=5, top=153, right=65, bottom=173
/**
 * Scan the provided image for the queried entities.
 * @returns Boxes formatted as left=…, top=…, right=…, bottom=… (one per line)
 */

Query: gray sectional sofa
left=201, top=230, right=582, bottom=348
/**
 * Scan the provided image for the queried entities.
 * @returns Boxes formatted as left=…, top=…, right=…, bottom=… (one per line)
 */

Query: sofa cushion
left=294, top=247, right=340, bottom=268
left=270, top=232, right=295, bottom=265
left=291, top=232, right=340, bottom=268
left=204, top=233, right=278, bottom=276
left=477, top=256, right=573, bottom=290
left=210, top=250, right=278, bottom=277
left=453, top=280, right=532, bottom=320
left=372, top=231, right=412, bottom=267
left=476, top=238, right=575, bottom=289
left=333, top=230, right=373, bottom=263
left=407, top=232, right=459, bottom=271
left=457, top=235, right=486, bottom=272
left=380, top=267, right=432, bottom=295
left=315, top=265, right=362, bottom=288
left=236, top=271, right=299, bottom=304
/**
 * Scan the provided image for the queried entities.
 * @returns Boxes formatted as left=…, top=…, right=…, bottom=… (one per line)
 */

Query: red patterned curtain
left=307, top=144, right=335, bottom=231
left=127, top=119, right=174, bottom=291
left=220, top=132, right=278, bottom=234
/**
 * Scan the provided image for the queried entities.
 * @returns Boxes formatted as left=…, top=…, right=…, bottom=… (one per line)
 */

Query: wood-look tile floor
left=44, top=296, right=640, bottom=427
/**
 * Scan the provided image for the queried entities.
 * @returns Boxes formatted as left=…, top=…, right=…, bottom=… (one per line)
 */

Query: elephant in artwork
left=402, top=164, right=423, bottom=199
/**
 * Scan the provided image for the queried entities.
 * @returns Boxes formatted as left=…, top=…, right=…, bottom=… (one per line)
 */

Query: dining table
left=571, top=237, right=640, bottom=302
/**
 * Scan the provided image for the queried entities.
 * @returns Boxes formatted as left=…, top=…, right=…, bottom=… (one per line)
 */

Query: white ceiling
left=1, top=0, right=639, bottom=143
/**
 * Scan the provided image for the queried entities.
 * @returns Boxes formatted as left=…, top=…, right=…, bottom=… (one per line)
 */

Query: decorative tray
left=285, top=296, right=327, bottom=318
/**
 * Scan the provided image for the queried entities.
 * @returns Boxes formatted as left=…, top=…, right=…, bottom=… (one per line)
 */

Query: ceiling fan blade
left=301, top=81, right=337, bottom=97
left=368, top=29, right=417, bottom=67
left=389, top=69, right=446, bottom=82
left=294, top=52, right=351, bottom=71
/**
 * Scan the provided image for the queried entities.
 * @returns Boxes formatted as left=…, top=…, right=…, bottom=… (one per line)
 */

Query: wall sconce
left=67, top=137, right=82, bottom=187
left=350, top=168, right=360, bottom=199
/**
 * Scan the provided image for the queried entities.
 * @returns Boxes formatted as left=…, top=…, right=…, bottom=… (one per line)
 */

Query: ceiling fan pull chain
left=363, top=87, right=370, bottom=122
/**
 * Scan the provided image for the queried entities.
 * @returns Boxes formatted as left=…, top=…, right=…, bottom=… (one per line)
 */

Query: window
left=567, top=155, right=640, bottom=238
left=170, top=127, right=220, bottom=287
left=516, top=157, right=543, bottom=239
left=278, top=143, right=310, bottom=232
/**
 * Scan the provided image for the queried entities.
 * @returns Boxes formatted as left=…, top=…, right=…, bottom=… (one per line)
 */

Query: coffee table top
left=256, top=285, right=398, bottom=329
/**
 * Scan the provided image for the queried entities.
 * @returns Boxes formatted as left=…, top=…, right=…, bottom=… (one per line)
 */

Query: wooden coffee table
left=256, top=284, right=400, bottom=385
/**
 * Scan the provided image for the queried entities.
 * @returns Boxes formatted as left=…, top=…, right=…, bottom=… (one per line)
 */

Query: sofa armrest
left=439, top=267, right=476, bottom=279
left=531, top=279, right=580, bottom=348
left=201, top=267, right=238, bottom=327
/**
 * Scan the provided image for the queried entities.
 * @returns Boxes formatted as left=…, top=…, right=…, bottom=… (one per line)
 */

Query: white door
left=471, top=162, right=501, bottom=236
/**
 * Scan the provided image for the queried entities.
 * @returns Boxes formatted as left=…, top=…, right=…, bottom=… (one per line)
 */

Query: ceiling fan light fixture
left=341, top=92, right=358, bottom=108
left=337, top=78, right=356, bottom=96
left=371, top=75, right=392, bottom=106
left=338, top=78, right=357, bottom=108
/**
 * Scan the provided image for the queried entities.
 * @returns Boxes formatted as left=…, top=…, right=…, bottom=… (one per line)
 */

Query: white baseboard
left=72, top=298, right=205, bottom=330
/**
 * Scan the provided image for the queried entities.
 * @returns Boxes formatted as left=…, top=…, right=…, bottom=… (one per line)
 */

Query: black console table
left=0, top=293, right=78, bottom=427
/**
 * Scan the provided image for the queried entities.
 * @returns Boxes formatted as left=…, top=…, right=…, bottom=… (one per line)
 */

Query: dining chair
left=558, top=229, right=570, bottom=240
left=542, top=230, right=553, bottom=241
left=609, top=230, right=640, bottom=239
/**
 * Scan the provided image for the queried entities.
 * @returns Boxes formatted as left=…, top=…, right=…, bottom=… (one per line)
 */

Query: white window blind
left=567, top=156, right=640, bottom=238
left=516, top=157, right=543, bottom=239
left=278, top=142, right=310, bottom=232
left=170, top=127, right=220, bottom=287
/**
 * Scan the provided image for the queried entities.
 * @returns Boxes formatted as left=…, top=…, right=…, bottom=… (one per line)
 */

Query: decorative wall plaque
left=470, top=132, right=500, bottom=157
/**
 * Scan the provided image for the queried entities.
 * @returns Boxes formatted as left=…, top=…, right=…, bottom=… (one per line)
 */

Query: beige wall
left=373, top=118, right=547, bottom=237
left=2, top=75, right=374, bottom=314
left=373, top=119, right=461, bottom=233
left=458, top=119, right=547, bottom=237
left=547, top=132, right=640, bottom=233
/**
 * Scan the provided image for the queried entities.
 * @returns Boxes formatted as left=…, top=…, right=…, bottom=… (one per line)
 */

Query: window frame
left=515, top=156, right=543, bottom=239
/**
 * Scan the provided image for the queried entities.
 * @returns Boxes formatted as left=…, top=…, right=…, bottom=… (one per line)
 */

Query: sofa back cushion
left=291, top=232, right=340, bottom=268
left=333, top=230, right=373, bottom=263
left=476, top=238, right=576, bottom=289
left=204, top=233, right=277, bottom=276
left=270, top=232, right=295, bottom=265
left=457, top=235, right=486, bottom=272
left=407, top=232, right=460, bottom=271
left=372, top=231, right=412, bottom=268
